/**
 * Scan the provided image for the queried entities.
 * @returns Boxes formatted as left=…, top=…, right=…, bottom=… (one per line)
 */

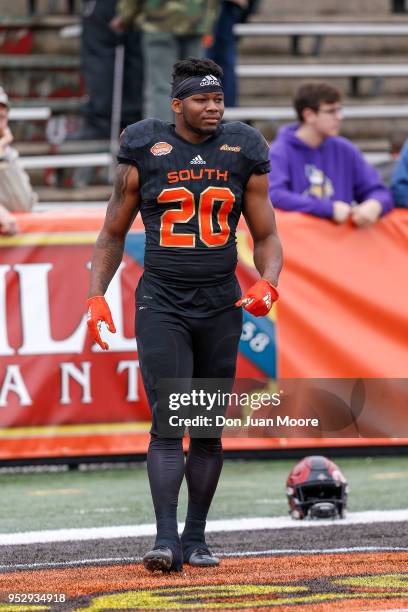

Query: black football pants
left=135, top=307, right=242, bottom=561
left=135, top=307, right=243, bottom=437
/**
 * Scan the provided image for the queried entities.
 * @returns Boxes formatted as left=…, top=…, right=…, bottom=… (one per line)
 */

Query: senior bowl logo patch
left=220, top=144, right=241, bottom=153
left=150, top=142, right=173, bottom=156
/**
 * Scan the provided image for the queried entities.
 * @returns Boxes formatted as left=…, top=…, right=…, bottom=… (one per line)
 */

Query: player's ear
left=171, top=98, right=182, bottom=115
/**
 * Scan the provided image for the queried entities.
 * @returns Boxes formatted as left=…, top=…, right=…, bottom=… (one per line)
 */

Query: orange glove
left=235, top=279, right=279, bottom=317
left=86, top=296, right=116, bottom=350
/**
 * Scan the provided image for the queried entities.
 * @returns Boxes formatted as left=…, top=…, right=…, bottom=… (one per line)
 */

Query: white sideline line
left=1, top=509, right=408, bottom=546
left=1, top=546, right=408, bottom=571
left=220, top=546, right=408, bottom=557
left=0, top=557, right=141, bottom=571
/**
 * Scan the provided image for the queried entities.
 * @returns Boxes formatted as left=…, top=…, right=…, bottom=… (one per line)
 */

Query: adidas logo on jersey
left=190, top=155, right=206, bottom=165
left=200, top=74, right=221, bottom=87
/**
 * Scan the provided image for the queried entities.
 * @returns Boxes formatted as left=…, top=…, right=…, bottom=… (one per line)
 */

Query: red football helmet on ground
left=286, top=455, right=348, bottom=519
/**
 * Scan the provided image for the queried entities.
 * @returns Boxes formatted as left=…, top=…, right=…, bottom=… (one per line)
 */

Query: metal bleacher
left=9, top=108, right=50, bottom=121
left=224, top=104, right=408, bottom=122
left=235, top=21, right=408, bottom=56
left=4, top=2, right=408, bottom=204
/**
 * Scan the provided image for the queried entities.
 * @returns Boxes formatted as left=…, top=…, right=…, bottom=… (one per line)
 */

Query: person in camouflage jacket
left=112, top=0, right=217, bottom=121
left=116, top=0, right=216, bottom=36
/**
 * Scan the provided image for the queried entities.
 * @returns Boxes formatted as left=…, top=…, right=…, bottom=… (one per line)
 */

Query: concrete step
left=234, top=56, right=408, bottom=100
left=10, top=97, right=83, bottom=110
left=0, top=56, right=81, bottom=99
left=9, top=99, right=407, bottom=144
left=1, top=72, right=83, bottom=100
left=238, top=54, right=408, bottom=65
left=0, top=15, right=79, bottom=53
left=239, top=30, right=408, bottom=57
left=35, top=185, right=110, bottom=202
left=238, top=74, right=408, bottom=101
left=245, top=117, right=408, bottom=142
left=15, top=137, right=389, bottom=160
left=251, top=14, right=408, bottom=22
left=28, top=164, right=110, bottom=187
left=0, top=15, right=78, bottom=27
left=259, top=0, right=398, bottom=18
left=7, top=0, right=79, bottom=17
left=0, top=54, right=78, bottom=68
left=14, top=139, right=110, bottom=155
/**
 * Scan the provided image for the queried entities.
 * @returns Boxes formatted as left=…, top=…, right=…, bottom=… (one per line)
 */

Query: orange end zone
left=0, top=552, right=407, bottom=610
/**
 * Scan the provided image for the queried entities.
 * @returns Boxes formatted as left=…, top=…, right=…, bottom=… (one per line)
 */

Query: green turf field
left=1, top=455, right=408, bottom=533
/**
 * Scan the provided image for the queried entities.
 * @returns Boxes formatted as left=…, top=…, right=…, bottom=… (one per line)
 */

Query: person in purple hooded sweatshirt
left=268, top=82, right=393, bottom=227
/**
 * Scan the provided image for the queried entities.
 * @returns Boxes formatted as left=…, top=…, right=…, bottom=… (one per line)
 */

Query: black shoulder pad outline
left=121, top=118, right=168, bottom=149
left=222, top=121, right=269, bottom=162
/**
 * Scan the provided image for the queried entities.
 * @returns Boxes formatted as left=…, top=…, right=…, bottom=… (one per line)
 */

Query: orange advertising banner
left=0, top=208, right=407, bottom=461
left=273, top=210, right=408, bottom=378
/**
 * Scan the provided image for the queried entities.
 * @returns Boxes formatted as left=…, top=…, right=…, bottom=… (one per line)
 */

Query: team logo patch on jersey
left=190, top=155, right=206, bottom=165
left=200, top=74, right=221, bottom=87
left=220, top=144, right=241, bottom=153
left=150, top=142, right=173, bottom=156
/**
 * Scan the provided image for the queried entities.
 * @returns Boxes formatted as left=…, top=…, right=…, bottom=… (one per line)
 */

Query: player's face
left=312, top=102, right=343, bottom=137
left=180, top=92, right=224, bottom=136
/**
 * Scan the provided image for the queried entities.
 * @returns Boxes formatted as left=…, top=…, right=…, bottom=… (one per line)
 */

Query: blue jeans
left=207, top=1, right=243, bottom=107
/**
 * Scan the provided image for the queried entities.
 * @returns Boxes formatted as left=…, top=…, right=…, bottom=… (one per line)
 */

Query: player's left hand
left=235, top=279, right=279, bottom=317
left=86, top=296, right=116, bottom=350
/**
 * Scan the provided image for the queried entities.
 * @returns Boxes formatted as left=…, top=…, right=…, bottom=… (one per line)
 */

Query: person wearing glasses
left=268, top=82, right=393, bottom=226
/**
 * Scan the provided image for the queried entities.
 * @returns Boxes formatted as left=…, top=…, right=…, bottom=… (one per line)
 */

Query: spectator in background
left=112, top=0, right=216, bottom=122
left=0, top=86, right=37, bottom=234
left=390, top=135, right=408, bottom=207
left=207, top=0, right=260, bottom=107
left=76, top=0, right=143, bottom=140
left=376, top=129, right=408, bottom=187
left=268, top=82, right=393, bottom=227
left=0, top=205, right=17, bottom=235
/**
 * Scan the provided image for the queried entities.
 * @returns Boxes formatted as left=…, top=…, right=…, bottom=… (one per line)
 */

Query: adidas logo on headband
left=200, top=74, right=221, bottom=87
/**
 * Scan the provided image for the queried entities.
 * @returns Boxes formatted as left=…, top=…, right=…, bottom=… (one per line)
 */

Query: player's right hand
left=86, top=296, right=116, bottom=350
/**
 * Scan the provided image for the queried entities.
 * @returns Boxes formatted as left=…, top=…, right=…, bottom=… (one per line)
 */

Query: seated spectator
left=0, top=87, right=38, bottom=215
left=391, top=135, right=408, bottom=207
left=0, top=204, right=17, bottom=235
left=377, top=129, right=408, bottom=187
left=268, top=82, right=393, bottom=227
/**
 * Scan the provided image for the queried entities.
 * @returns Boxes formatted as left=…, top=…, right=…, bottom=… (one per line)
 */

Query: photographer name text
left=168, top=415, right=319, bottom=428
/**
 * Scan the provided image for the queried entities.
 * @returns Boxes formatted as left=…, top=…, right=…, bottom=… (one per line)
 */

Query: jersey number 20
left=158, top=186, right=235, bottom=248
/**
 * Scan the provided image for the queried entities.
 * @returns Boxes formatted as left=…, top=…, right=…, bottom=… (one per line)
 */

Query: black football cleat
left=186, top=546, right=220, bottom=567
left=142, top=545, right=182, bottom=572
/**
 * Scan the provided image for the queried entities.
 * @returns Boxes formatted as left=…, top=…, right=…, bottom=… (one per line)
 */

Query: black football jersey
left=118, top=119, right=270, bottom=317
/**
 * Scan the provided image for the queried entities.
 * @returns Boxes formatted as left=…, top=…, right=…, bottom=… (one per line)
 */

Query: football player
left=87, top=58, right=282, bottom=572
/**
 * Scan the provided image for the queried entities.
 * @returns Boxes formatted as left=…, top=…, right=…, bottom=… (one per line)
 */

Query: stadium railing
left=234, top=22, right=408, bottom=56
left=9, top=108, right=51, bottom=121
left=223, top=104, right=408, bottom=121
left=17, top=151, right=390, bottom=172
left=236, top=63, right=408, bottom=96
left=19, top=153, right=111, bottom=169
